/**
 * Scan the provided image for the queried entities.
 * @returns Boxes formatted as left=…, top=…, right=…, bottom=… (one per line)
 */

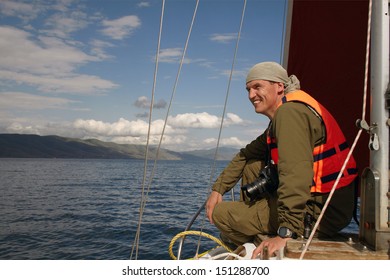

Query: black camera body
left=241, top=164, right=279, bottom=201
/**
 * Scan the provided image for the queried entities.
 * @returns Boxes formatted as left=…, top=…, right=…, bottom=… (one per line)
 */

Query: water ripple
left=0, top=158, right=222, bottom=259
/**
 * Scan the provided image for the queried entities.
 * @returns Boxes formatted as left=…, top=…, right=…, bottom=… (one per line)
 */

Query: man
left=205, top=62, right=357, bottom=258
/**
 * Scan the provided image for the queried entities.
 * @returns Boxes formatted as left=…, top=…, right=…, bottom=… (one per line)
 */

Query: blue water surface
left=0, top=158, right=228, bottom=260
left=0, top=158, right=358, bottom=260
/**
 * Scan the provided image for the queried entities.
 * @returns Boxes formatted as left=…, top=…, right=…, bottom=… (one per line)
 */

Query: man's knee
left=212, top=202, right=226, bottom=227
left=212, top=201, right=253, bottom=229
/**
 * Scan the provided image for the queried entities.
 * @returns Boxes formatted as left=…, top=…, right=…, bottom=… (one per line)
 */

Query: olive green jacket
left=212, top=101, right=325, bottom=233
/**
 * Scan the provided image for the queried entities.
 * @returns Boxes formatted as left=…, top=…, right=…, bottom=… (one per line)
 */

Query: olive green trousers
left=212, top=160, right=355, bottom=245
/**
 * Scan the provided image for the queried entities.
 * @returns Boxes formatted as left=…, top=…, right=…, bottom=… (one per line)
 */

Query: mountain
left=178, top=147, right=239, bottom=161
left=0, top=134, right=238, bottom=160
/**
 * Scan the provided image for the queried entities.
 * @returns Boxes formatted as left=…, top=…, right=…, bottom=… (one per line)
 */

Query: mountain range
left=0, top=134, right=239, bottom=160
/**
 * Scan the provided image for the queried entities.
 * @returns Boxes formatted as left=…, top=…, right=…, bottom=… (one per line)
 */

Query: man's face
left=246, top=80, right=284, bottom=119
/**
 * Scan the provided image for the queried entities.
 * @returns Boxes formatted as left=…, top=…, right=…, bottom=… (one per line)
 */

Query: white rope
left=279, top=0, right=288, bottom=65
left=211, top=0, right=247, bottom=165
left=130, top=0, right=165, bottom=260
left=150, top=0, right=199, bottom=166
left=195, top=0, right=248, bottom=258
left=209, top=252, right=246, bottom=260
left=299, top=129, right=363, bottom=259
left=131, top=0, right=199, bottom=260
left=361, top=0, right=372, bottom=122
left=299, top=0, right=372, bottom=260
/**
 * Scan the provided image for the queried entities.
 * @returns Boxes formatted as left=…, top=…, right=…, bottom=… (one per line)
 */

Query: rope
left=136, top=0, right=199, bottom=261
left=299, top=0, right=372, bottom=260
left=361, top=0, right=372, bottom=122
left=194, top=0, right=248, bottom=259
left=299, top=129, right=364, bottom=260
left=168, top=230, right=233, bottom=260
left=279, top=0, right=288, bottom=65
left=209, top=253, right=246, bottom=260
left=150, top=0, right=199, bottom=165
left=130, top=0, right=166, bottom=260
left=131, top=0, right=199, bottom=260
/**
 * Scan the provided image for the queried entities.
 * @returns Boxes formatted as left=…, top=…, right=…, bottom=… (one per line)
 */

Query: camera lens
left=241, top=164, right=279, bottom=201
left=243, top=177, right=268, bottom=200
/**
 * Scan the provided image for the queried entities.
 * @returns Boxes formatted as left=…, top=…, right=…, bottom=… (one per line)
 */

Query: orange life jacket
left=267, top=90, right=358, bottom=193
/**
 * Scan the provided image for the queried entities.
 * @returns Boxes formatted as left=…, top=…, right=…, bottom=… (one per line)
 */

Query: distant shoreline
left=0, top=134, right=238, bottom=161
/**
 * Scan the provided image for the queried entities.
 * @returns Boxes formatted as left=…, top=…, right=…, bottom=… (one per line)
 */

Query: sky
left=0, top=0, right=287, bottom=151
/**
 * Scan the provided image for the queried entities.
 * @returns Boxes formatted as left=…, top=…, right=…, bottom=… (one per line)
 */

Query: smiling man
left=205, top=61, right=358, bottom=258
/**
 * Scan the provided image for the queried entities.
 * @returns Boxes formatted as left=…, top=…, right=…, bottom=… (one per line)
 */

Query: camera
left=241, top=164, right=279, bottom=201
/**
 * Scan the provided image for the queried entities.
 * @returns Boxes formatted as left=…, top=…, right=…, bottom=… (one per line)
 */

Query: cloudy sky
left=0, top=0, right=286, bottom=151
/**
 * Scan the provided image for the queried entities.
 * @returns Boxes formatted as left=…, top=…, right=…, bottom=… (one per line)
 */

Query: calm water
left=0, top=158, right=229, bottom=260
left=0, top=158, right=358, bottom=260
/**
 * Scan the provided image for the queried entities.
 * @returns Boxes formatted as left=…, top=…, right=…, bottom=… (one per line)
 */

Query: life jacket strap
left=319, top=168, right=358, bottom=184
left=313, top=141, right=349, bottom=162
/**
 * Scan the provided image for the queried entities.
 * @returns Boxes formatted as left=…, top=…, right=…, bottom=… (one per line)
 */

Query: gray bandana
left=246, top=62, right=300, bottom=93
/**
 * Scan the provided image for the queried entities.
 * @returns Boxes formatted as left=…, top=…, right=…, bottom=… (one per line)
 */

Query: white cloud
left=210, top=33, right=237, bottom=43
left=204, top=136, right=246, bottom=147
left=111, top=134, right=186, bottom=146
left=156, top=48, right=211, bottom=67
left=168, top=112, right=243, bottom=128
left=6, top=122, right=42, bottom=135
left=0, top=112, right=248, bottom=150
left=158, top=48, right=184, bottom=63
left=0, top=92, right=79, bottom=110
left=101, top=15, right=141, bottom=40
left=137, top=2, right=151, bottom=8
left=157, top=48, right=193, bottom=64
left=0, top=0, right=43, bottom=21
left=90, top=39, right=115, bottom=60
left=168, top=112, right=219, bottom=128
left=1, top=117, right=188, bottom=148
left=73, top=118, right=179, bottom=137
left=0, top=0, right=89, bottom=27
left=51, top=0, right=74, bottom=13
left=0, top=26, right=97, bottom=75
left=0, top=70, right=117, bottom=95
left=0, top=26, right=118, bottom=94
left=3, top=112, right=244, bottom=139
left=44, top=10, right=89, bottom=38
left=225, top=113, right=244, bottom=125
left=221, top=69, right=247, bottom=80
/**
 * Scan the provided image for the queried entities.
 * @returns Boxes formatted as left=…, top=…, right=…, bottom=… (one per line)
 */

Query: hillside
left=0, top=134, right=238, bottom=160
left=179, top=147, right=239, bottom=161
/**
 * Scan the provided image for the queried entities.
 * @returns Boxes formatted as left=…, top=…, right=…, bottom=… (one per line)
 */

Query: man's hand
left=205, top=191, right=223, bottom=223
left=251, top=236, right=289, bottom=259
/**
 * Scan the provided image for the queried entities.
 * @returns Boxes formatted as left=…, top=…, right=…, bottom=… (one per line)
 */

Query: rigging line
left=279, top=0, right=288, bottom=65
left=130, top=0, right=166, bottom=261
left=143, top=0, right=200, bottom=198
left=299, top=0, right=372, bottom=260
left=299, top=129, right=363, bottom=260
left=361, top=0, right=372, bottom=122
left=133, top=0, right=200, bottom=261
left=194, top=0, right=247, bottom=258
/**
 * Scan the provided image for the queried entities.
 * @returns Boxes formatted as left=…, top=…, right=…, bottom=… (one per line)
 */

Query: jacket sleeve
left=212, top=132, right=268, bottom=195
left=273, top=102, right=322, bottom=233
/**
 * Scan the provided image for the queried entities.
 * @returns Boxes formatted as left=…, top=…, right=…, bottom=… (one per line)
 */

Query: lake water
left=0, top=158, right=230, bottom=260
left=0, top=158, right=358, bottom=260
